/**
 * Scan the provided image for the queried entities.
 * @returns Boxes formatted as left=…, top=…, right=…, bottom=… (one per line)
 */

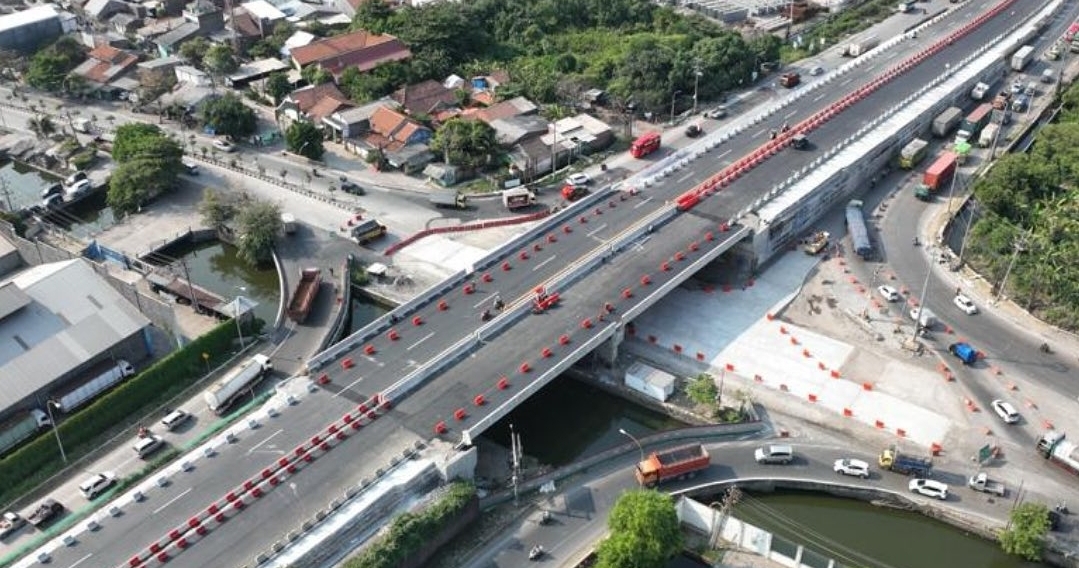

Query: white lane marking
left=586, top=223, right=608, bottom=238
left=752, top=129, right=765, bottom=138
left=840, top=77, right=853, bottom=86
left=334, top=375, right=364, bottom=397
left=814, top=93, right=826, bottom=102
left=717, top=149, right=732, bottom=160
left=532, top=256, right=556, bottom=272
left=69, top=554, right=94, bottom=568
left=153, top=487, right=193, bottom=515
left=407, top=332, right=435, bottom=351
left=783, top=110, right=797, bottom=119
left=676, top=171, right=694, bottom=183
left=634, top=197, right=653, bottom=209
left=246, top=429, right=283, bottom=455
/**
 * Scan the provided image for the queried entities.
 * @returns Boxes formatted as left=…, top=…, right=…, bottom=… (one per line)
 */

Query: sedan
left=991, top=399, right=1019, bottom=424
left=212, top=139, right=236, bottom=152
left=565, top=173, right=591, bottom=186
left=953, top=294, right=978, bottom=315
left=704, top=106, right=728, bottom=119
left=833, top=458, right=870, bottom=479
left=909, top=478, right=948, bottom=500
left=877, top=285, right=901, bottom=302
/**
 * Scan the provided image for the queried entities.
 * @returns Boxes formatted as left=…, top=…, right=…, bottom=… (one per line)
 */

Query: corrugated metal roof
left=0, top=260, right=149, bottom=413
left=0, top=5, right=59, bottom=35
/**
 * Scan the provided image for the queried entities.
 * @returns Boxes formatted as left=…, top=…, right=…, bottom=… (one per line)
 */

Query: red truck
left=634, top=443, right=711, bottom=487
left=561, top=185, right=588, bottom=202
left=630, top=132, right=661, bottom=158
left=780, top=72, right=801, bottom=88
left=286, top=268, right=322, bottom=323
left=922, top=151, right=957, bottom=192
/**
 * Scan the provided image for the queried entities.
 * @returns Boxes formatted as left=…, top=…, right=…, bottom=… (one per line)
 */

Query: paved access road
left=28, top=1, right=1056, bottom=565
left=463, top=439, right=1019, bottom=568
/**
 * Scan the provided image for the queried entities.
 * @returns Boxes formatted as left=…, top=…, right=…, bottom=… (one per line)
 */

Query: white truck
left=970, top=82, right=991, bottom=100
left=57, top=360, right=135, bottom=413
left=967, top=472, right=1007, bottom=496
left=0, top=512, right=26, bottom=539
left=428, top=188, right=467, bottom=209
left=203, top=354, right=273, bottom=414
left=1011, top=45, right=1034, bottom=71
left=978, top=123, right=999, bottom=147
left=931, top=107, right=963, bottom=138
left=0, top=410, right=51, bottom=457
left=502, top=187, right=536, bottom=210
left=845, top=36, right=879, bottom=57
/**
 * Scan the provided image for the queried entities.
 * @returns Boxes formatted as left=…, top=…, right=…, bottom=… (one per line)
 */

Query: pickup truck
left=968, top=472, right=1006, bottom=496
left=26, top=499, right=63, bottom=528
left=0, top=512, right=25, bottom=539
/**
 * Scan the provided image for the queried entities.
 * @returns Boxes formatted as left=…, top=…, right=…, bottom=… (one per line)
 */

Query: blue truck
left=948, top=342, right=978, bottom=365
left=845, top=200, right=873, bottom=259
left=879, top=445, right=933, bottom=476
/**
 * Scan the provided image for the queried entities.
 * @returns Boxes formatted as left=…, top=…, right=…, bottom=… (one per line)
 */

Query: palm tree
left=27, top=115, right=56, bottom=139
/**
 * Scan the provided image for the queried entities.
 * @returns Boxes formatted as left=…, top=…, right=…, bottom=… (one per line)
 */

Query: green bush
left=0, top=320, right=245, bottom=507
left=342, top=481, right=475, bottom=568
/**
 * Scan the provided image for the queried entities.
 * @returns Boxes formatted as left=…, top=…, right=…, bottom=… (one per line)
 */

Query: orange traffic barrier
left=661, top=261, right=671, bottom=272
left=875, top=420, right=885, bottom=429
left=474, top=394, right=486, bottom=406
left=559, top=334, right=570, bottom=345
left=843, top=408, right=853, bottom=417
left=790, top=337, right=799, bottom=345
left=943, top=372, right=954, bottom=382
left=519, top=362, right=531, bottom=373
left=862, top=382, right=872, bottom=391
left=672, top=344, right=683, bottom=353
left=541, top=347, right=553, bottom=358
left=434, top=421, right=447, bottom=434
left=388, top=329, right=400, bottom=341
left=412, top=316, right=423, bottom=326
left=342, top=358, right=354, bottom=369
left=533, top=243, right=542, bottom=252
left=766, top=313, right=774, bottom=320
left=437, top=300, right=448, bottom=311
left=318, top=373, right=329, bottom=385
left=725, top=363, right=735, bottom=372
left=830, top=370, right=841, bottom=379
left=562, top=225, right=572, bottom=234
left=931, top=443, right=943, bottom=456
left=779, top=326, right=788, bottom=334
left=454, top=408, right=467, bottom=421
left=482, top=272, right=493, bottom=282
left=982, top=427, right=991, bottom=436
left=802, top=349, right=812, bottom=358
left=463, top=284, right=475, bottom=295
left=641, top=275, right=652, bottom=286
left=1007, top=382, right=1016, bottom=390
left=696, top=352, right=705, bottom=361
left=990, top=366, right=1001, bottom=375
left=689, top=241, right=699, bottom=252
left=674, top=251, right=685, bottom=261
left=817, top=362, right=826, bottom=371
left=622, top=288, right=633, bottom=299
left=647, top=334, right=655, bottom=343
left=519, top=250, right=529, bottom=260
left=808, top=394, right=818, bottom=402
left=363, top=345, right=375, bottom=355
left=1025, top=399, right=1037, bottom=409
left=754, top=375, right=763, bottom=383
left=779, top=384, right=789, bottom=392
left=1044, top=420, right=1054, bottom=430
left=496, top=376, right=509, bottom=390
left=501, top=261, right=512, bottom=271
left=896, top=429, right=906, bottom=438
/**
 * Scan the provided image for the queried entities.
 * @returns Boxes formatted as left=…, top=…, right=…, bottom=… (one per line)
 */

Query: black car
left=339, top=179, right=365, bottom=195
left=685, top=124, right=703, bottom=138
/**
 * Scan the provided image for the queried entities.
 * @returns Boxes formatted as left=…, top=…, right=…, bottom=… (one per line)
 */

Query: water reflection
left=159, top=240, right=279, bottom=324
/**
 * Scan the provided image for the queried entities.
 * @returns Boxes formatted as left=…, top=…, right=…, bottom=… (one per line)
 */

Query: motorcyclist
left=481, top=309, right=491, bottom=322
left=912, top=236, right=920, bottom=246
left=493, top=295, right=505, bottom=311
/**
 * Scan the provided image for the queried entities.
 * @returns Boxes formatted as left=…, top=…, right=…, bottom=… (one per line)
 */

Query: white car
left=877, top=285, right=901, bottom=302
left=991, top=399, right=1020, bottom=424
left=953, top=294, right=978, bottom=315
left=565, top=173, right=591, bottom=186
left=704, top=106, right=728, bottom=119
left=212, top=139, right=235, bottom=152
left=78, top=473, right=115, bottom=500
left=809, top=65, right=825, bottom=76
left=908, top=478, right=948, bottom=500
left=833, top=458, right=870, bottom=479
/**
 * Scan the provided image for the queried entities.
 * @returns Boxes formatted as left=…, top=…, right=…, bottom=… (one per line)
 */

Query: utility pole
left=956, top=200, right=977, bottom=267
left=177, top=258, right=201, bottom=314
left=709, top=486, right=742, bottom=549
left=995, top=230, right=1029, bottom=303
left=510, top=424, right=522, bottom=507
left=692, top=59, right=702, bottom=115
left=0, top=177, right=12, bottom=212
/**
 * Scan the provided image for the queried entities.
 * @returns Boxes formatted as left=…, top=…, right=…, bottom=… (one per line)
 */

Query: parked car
left=754, top=444, right=794, bottom=464
left=565, top=173, right=591, bottom=187
left=339, top=179, right=365, bottom=195
left=78, top=473, right=115, bottom=500
left=65, top=179, right=92, bottom=197
left=41, top=184, right=63, bottom=199
left=133, top=435, right=164, bottom=459
left=953, top=294, right=978, bottom=314
left=991, top=399, right=1020, bottom=424
left=877, top=285, right=901, bottom=302
left=685, top=124, right=704, bottom=138
left=833, top=458, right=870, bottom=479
left=908, top=478, right=948, bottom=500
left=212, top=139, right=235, bottom=152
left=64, top=171, right=87, bottom=186
left=182, top=161, right=199, bottom=175
left=41, top=194, right=64, bottom=210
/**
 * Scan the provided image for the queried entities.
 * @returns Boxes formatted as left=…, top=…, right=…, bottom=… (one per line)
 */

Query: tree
left=25, top=36, right=85, bottom=92
left=198, top=188, right=237, bottom=231
left=285, top=121, right=325, bottom=160
left=429, top=118, right=498, bottom=169
left=999, top=502, right=1050, bottom=561
left=300, top=65, right=334, bottom=86
left=685, top=373, right=717, bottom=405
left=108, top=123, right=183, bottom=215
left=179, top=37, right=211, bottom=66
left=27, top=115, right=56, bottom=139
left=236, top=200, right=282, bottom=266
left=200, top=93, right=257, bottom=138
left=204, top=44, right=239, bottom=76
left=595, top=490, right=682, bottom=568
left=264, top=72, right=292, bottom=105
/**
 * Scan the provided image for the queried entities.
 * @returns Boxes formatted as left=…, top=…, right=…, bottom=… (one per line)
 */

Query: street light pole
left=692, top=61, right=703, bottom=115
left=669, top=90, right=682, bottom=125
left=45, top=400, right=67, bottom=464
left=233, top=286, right=247, bottom=349
left=909, top=248, right=937, bottom=344
left=618, top=428, right=644, bottom=463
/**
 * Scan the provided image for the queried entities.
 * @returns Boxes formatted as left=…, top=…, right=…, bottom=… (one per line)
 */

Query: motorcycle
left=481, top=309, right=492, bottom=322
left=540, top=510, right=552, bottom=525
left=528, top=545, right=545, bottom=561
left=1040, top=342, right=1052, bottom=354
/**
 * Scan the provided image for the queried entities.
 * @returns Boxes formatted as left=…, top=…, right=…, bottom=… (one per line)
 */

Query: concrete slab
left=397, top=234, right=490, bottom=275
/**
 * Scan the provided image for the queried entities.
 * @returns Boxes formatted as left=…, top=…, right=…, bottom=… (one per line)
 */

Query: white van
left=909, top=307, right=938, bottom=329
left=78, top=473, right=114, bottom=500
left=161, top=409, right=191, bottom=431
left=133, top=435, right=164, bottom=458
left=754, top=444, right=794, bottom=464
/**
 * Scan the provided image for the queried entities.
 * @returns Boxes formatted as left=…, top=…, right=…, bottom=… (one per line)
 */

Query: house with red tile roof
left=69, top=44, right=139, bottom=96
left=289, top=29, right=411, bottom=80
left=391, top=79, right=458, bottom=117
left=277, top=82, right=353, bottom=130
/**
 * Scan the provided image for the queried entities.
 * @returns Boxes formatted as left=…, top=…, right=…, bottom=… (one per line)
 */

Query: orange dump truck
left=287, top=268, right=322, bottom=323
left=634, top=443, right=711, bottom=487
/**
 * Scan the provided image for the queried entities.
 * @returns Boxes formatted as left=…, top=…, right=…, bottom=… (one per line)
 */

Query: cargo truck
left=629, top=132, right=661, bottom=158
left=561, top=185, right=588, bottom=202
left=978, top=123, right=999, bottom=147
left=898, top=138, right=929, bottom=169
left=922, top=151, right=957, bottom=192
left=634, top=443, right=711, bottom=487
left=0, top=512, right=25, bottom=539
left=779, top=72, right=801, bottom=88
left=968, top=472, right=1007, bottom=496
left=1011, top=45, right=1034, bottom=71
left=286, top=268, right=322, bottom=323
left=956, top=103, right=992, bottom=143
left=845, top=36, right=879, bottom=57
left=428, top=188, right=467, bottom=209
left=931, top=107, right=963, bottom=138
left=502, top=187, right=536, bottom=210
left=203, top=354, right=273, bottom=414
left=0, top=410, right=51, bottom=457
left=1037, top=430, right=1079, bottom=476
left=845, top=200, right=873, bottom=259
left=56, top=360, right=135, bottom=413
left=879, top=445, right=933, bottom=476
left=26, top=500, right=63, bottom=528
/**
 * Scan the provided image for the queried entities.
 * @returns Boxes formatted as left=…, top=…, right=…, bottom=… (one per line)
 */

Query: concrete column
left=596, top=325, right=625, bottom=368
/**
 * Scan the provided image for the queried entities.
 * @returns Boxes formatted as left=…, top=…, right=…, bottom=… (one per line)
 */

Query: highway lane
left=33, top=2, right=1056, bottom=565
left=466, top=440, right=1020, bottom=568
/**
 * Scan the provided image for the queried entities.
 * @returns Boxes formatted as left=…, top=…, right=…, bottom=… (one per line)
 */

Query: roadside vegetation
left=685, top=373, right=752, bottom=423
left=347, top=0, right=782, bottom=113
left=107, top=123, right=184, bottom=216
left=780, top=0, right=904, bottom=62
left=198, top=189, right=282, bottom=266
left=963, top=83, right=1079, bottom=331
left=998, top=502, right=1050, bottom=561
left=595, top=490, right=682, bottom=568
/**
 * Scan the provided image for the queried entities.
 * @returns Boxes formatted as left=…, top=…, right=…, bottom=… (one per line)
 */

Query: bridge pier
left=596, top=324, right=625, bottom=368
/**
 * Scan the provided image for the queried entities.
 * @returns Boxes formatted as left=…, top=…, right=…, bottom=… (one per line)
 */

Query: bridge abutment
left=596, top=324, right=625, bottom=368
